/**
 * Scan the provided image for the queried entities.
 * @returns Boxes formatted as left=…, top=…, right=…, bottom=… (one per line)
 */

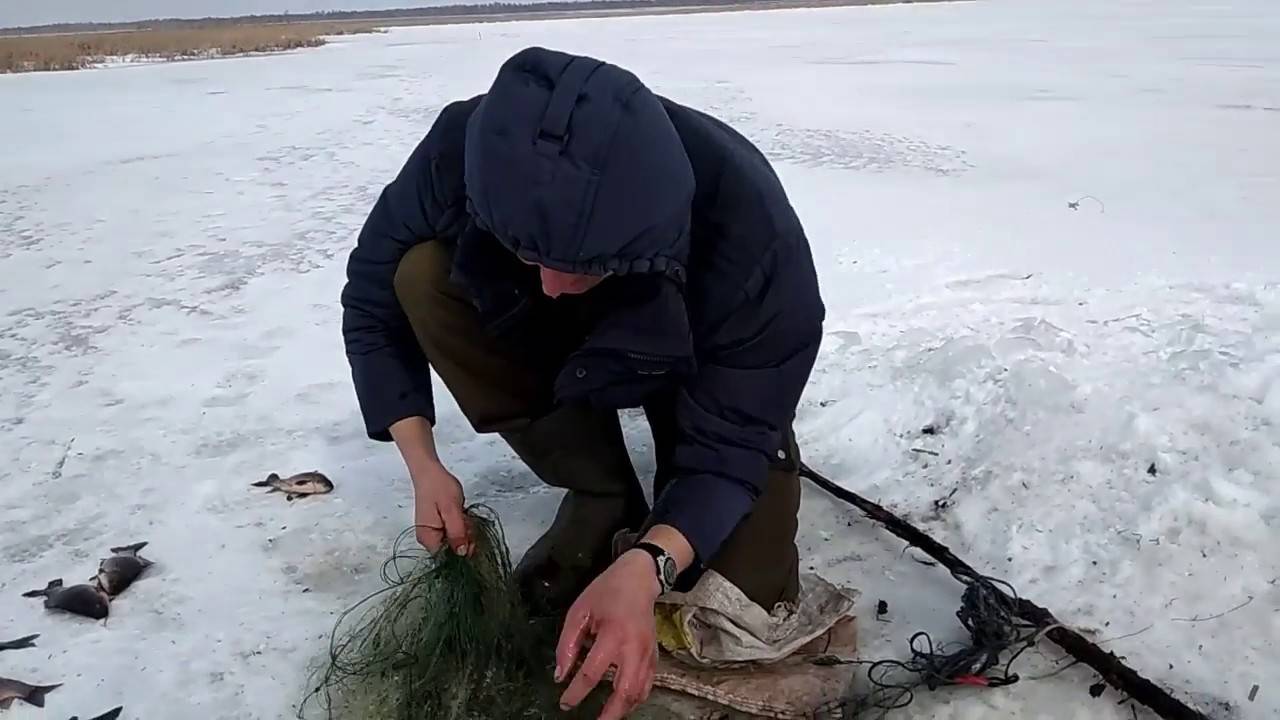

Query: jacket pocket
left=554, top=348, right=694, bottom=409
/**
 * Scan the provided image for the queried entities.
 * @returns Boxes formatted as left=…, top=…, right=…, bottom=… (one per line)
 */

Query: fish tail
left=251, top=472, right=281, bottom=487
left=7, top=633, right=40, bottom=649
left=24, top=683, right=62, bottom=708
left=108, top=541, right=148, bottom=554
left=21, top=579, right=60, bottom=598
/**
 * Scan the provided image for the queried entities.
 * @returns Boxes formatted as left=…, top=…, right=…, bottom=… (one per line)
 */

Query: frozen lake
left=2, top=0, right=1278, bottom=718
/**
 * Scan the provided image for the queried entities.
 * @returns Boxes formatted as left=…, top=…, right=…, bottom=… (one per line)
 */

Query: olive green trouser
left=393, top=241, right=801, bottom=610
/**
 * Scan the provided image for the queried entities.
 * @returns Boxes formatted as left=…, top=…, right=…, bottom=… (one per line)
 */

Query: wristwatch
left=633, top=541, right=678, bottom=595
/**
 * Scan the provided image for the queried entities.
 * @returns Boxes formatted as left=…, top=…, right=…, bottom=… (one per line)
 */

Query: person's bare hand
left=555, top=550, right=660, bottom=720
left=412, top=465, right=471, bottom=556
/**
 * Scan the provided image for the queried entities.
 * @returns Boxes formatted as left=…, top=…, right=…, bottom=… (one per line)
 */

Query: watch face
left=660, top=556, right=678, bottom=588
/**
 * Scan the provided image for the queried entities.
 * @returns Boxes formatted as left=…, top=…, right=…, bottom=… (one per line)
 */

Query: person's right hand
left=412, top=465, right=472, bottom=556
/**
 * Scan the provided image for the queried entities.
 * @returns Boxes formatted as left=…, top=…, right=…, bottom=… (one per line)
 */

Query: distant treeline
left=2, top=0, right=814, bottom=36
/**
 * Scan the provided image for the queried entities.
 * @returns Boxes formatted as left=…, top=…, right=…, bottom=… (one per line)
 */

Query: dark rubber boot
left=501, top=402, right=649, bottom=617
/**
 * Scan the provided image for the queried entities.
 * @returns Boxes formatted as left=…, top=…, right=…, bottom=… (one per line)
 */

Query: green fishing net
left=300, top=504, right=606, bottom=720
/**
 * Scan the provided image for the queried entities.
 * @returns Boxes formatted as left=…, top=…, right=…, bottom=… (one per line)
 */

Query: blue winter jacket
left=340, top=47, right=825, bottom=565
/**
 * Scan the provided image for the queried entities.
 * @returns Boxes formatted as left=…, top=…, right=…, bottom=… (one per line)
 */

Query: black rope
left=799, top=462, right=1211, bottom=720
left=831, top=567, right=1043, bottom=717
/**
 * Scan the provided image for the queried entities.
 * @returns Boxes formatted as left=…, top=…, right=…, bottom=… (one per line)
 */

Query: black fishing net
left=831, top=567, right=1044, bottom=718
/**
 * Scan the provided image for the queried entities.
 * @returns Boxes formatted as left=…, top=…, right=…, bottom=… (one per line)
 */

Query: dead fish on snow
left=94, top=542, right=154, bottom=596
left=251, top=471, right=334, bottom=501
left=70, top=706, right=124, bottom=720
left=0, top=634, right=39, bottom=652
left=22, top=579, right=111, bottom=620
left=0, top=677, right=61, bottom=709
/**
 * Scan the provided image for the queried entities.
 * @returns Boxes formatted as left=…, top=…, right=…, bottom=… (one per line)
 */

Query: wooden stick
left=798, top=463, right=1211, bottom=720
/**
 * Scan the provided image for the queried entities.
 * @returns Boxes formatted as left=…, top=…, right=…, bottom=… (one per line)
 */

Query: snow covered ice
left=2, top=0, right=1278, bottom=717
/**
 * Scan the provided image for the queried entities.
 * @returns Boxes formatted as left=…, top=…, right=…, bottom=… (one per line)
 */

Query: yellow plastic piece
left=654, top=605, right=691, bottom=653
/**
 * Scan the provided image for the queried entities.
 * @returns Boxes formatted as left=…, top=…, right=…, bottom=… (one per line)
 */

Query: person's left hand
left=554, top=549, right=661, bottom=720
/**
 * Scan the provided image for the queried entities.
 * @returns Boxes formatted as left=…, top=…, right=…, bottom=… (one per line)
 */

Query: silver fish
left=70, top=706, right=124, bottom=720
left=95, top=542, right=154, bottom=596
left=22, top=579, right=110, bottom=620
left=0, top=634, right=38, bottom=652
left=0, top=677, right=61, bottom=709
left=251, top=471, right=334, bottom=501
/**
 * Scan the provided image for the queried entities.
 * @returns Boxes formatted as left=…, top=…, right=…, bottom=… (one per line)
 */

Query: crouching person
left=339, top=46, right=824, bottom=720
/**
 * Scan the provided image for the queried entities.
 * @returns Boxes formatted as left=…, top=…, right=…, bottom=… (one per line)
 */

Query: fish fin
left=286, top=493, right=299, bottom=501
left=0, top=697, right=12, bottom=709
left=24, top=683, right=62, bottom=708
left=250, top=480, right=272, bottom=487
left=91, top=708, right=125, bottom=720
left=109, top=541, right=148, bottom=554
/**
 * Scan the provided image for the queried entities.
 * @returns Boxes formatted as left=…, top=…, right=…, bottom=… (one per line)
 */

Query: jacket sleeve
left=340, top=120, right=460, bottom=442
left=649, top=247, right=825, bottom=564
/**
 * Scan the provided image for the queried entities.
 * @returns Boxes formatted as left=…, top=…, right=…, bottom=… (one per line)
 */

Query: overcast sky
left=1, top=1, right=475, bottom=28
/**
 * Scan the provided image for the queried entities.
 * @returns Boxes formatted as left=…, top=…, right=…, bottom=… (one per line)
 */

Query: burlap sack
left=648, top=570, right=860, bottom=718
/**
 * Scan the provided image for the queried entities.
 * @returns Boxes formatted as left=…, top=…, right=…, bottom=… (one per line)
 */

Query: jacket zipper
left=623, top=350, right=676, bottom=363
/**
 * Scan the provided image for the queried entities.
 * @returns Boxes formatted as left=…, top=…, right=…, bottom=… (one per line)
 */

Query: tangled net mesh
left=298, top=504, right=605, bottom=720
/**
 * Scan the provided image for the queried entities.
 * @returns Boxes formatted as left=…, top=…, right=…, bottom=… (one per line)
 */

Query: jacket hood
left=464, top=47, right=695, bottom=280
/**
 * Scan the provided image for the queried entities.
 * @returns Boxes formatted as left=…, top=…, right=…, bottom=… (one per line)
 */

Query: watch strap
left=633, top=541, right=676, bottom=593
